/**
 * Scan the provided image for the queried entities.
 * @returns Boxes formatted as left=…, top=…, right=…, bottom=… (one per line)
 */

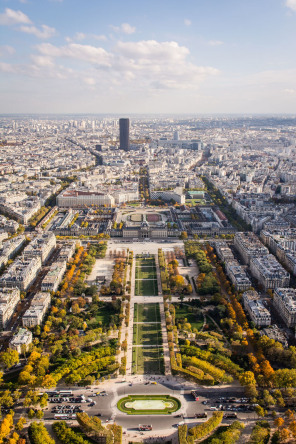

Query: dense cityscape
left=0, top=114, right=295, bottom=443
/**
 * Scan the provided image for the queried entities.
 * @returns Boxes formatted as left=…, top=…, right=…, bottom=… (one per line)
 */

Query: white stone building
left=10, top=328, right=33, bottom=353
left=22, top=292, right=51, bottom=327
left=0, top=288, right=20, bottom=330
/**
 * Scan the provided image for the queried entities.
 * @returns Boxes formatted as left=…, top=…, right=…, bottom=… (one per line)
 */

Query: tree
left=239, top=371, right=256, bottom=386
left=35, top=409, right=44, bottom=419
left=28, top=409, right=36, bottom=419
left=255, top=405, right=266, bottom=418
left=274, top=417, right=284, bottom=428
left=0, top=348, right=19, bottom=369
left=15, top=417, right=26, bottom=431
left=0, top=390, right=14, bottom=407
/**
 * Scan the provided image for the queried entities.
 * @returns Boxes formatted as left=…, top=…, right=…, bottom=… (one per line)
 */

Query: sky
left=0, top=0, right=296, bottom=114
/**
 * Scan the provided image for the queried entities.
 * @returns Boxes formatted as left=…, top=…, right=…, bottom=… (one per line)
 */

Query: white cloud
left=84, top=77, right=96, bottom=85
left=115, top=40, right=190, bottom=63
left=19, top=24, right=56, bottom=39
left=0, top=62, right=18, bottom=73
left=28, top=39, right=219, bottom=91
left=92, top=34, right=107, bottom=41
left=110, top=23, right=136, bottom=34
left=286, top=0, right=296, bottom=11
left=30, top=54, right=55, bottom=67
left=184, top=19, right=191, bottom=26
left=283, top=88, right=296, bottom=94
left=0, top=8, right=31, bottom=25
left=36, top=42, right=112, bottom=67
left=0, top=45, right=15, bottom=56
left=75, top=32, right=86, bottom=41
left=208, top=40, right=223, bottom=46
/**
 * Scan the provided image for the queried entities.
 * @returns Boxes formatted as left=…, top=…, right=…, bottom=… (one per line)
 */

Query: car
left=96, top=413, right=102, bottom=417
left=201, top=401, right=208, bottom=405
left=151, top=382, right=157, bottom=385
left=210, top=407, right=218, bottom=411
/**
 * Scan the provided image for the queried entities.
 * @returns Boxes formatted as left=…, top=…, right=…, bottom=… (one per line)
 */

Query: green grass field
left=133, top=323, right=162, bottom=345
left=135, top=266, right=157, bottom=279
left=134, top=303, right=161, bottom=323
left=136, top=256, right=156, bottom=266
left=175, top=304, right=204, bottom=331
left=132, top=347, right=165, bottom=374
left=135, top=279, right=158, bottom=296
left=132, top=303, right=164, bottom=374
left=117, top=395, right=180, bottom=414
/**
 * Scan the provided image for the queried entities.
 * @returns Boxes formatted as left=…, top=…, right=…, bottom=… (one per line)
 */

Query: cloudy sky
left=0, top=0, right=296, bottom=114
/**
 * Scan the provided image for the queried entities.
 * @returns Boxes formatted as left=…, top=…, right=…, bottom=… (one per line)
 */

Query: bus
left=191, top=391, right=199, bottom=401
left=139, top=425, right=152, bottom=431
left=54, top=414, right=76, bottom=420
left=59, top=391, right=73, bottom=396
left=46, top=391, right=59, bottom=397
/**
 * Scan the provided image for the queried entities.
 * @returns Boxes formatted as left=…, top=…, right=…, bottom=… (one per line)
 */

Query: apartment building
left=243, top=290, right=271, bottom=327
left=0, top=288, right=20, bottom=330
left=10, top=328, right=33, bottom=353
left=23, top=232, right=56, bottom=264
left=41, top=260, right=67, bottom=292
left=250, top=254, right=290, bottom=290
left=225, top=260, right=251, bottom=291
left=273, top=288, right=296, bottom=328
left=22, top=292, right=51, bottom=327
left=234, top=232, right=269, bottom=265
left=214, top=241, right=234, bottom=262
left=0, top=257, right=42, bottom=291
left=0, top=235, right=26, bottom=269
left=58, top=241, right=77, bottom=262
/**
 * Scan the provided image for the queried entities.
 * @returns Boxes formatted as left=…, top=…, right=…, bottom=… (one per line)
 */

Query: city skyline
left=0, top=0, right=296, bottom=114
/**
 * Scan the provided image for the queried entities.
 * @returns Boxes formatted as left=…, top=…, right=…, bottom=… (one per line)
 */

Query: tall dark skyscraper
left=119, top=118, right=130, bottom=151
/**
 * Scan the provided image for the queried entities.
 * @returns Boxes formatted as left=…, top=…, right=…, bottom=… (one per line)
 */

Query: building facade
left=119, top=118, right=130, bottom=151
left=0, top=288, right=20, bottom=330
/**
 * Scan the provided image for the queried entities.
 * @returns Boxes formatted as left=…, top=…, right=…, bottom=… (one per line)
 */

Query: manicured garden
left=117, top=395, right=180, bottom=414
left=134, top=303, right=161, bottom=323
left=175, top=304, right=204, bottom=331
left=135, top=278, right=158, bottom=296
left=135, top=266, right=157, bottom=279
left=132, top=303, right=164, bottom=374
left=135, top=254, right=158, bottom=296
left=133, top=323, right=162, bottom=346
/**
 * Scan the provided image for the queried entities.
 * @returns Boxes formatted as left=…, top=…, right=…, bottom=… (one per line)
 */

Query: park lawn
left=132, top=346, right=165, bottom=374
left=87, top=305, right=114, bottom=327
left=134, top=303, right=161, bottom=323
left=136, top=256, right=156, bottom=267
left=117, top=395, right=180, bottom=413
left=175, top=305, right=204, bottom=331
left=133, top=322, right=162, bottom=346
left=135, top=279, right=158, bottom=296
left=135, top=266, right=157, bottom=279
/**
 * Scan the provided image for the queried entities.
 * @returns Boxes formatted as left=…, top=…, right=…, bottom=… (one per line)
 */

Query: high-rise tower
left=119, top=118, right=130, bottom=151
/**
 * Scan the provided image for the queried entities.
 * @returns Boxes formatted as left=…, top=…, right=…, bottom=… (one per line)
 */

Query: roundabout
left=117, top=394, right=181, bottom=415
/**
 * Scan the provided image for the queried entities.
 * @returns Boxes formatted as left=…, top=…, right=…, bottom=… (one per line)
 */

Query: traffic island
left=117, top=394, right=181, bottom=415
